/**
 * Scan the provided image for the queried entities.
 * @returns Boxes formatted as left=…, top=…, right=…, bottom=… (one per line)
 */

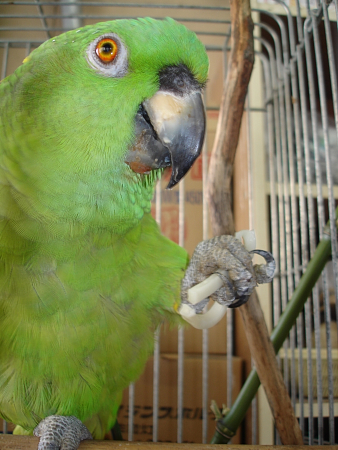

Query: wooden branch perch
left=207, top=0, right=303, bottom=445
left=240, top=292, right=304, bottom=444
left=207, top=0, right=254, bottom=237
left=0, top=435, right=333, bottom=450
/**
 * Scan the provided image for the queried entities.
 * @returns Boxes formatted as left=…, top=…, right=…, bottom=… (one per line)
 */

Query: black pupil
left=102, top=42, right=113, bottom=53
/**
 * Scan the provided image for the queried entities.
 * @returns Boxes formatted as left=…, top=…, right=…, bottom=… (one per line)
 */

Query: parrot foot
left=34, top=415, right=92, bottom=450
left=181, top=235, right=275, bottom=309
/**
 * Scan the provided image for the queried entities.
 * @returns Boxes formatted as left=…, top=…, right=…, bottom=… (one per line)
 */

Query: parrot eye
left=86, top=33, right=128, bottom=78
left=95, top=38, right=118, bottom=63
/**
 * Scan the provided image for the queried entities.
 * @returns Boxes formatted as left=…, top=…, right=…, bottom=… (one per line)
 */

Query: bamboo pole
left=207, top=0, right=303, bottom=445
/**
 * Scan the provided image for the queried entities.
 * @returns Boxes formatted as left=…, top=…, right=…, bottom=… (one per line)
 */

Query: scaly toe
left=34, top=415, right=92, bottom=450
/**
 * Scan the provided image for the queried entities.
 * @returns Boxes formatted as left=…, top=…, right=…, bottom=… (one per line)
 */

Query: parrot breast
left=0, top=213, right=188, bottom=436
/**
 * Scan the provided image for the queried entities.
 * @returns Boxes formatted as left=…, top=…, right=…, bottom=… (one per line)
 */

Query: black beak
left=125, top=73, right=206, bottom=189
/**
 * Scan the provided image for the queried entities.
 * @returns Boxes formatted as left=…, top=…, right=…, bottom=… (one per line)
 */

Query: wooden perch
left=207, top=0, right=254, bottom=237
left=0, top=435, right=334, bottom=450
left=207, top=0, right=303, bottom=445
left=241, top=292, right=304, bottom=445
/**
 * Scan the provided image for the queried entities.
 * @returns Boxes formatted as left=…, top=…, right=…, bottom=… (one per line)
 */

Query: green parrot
left=0, top=17, right=274, bottom=450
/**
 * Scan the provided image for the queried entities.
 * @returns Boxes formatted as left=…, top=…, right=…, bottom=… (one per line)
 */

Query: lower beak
left=125, top=90, right=206, bottom=189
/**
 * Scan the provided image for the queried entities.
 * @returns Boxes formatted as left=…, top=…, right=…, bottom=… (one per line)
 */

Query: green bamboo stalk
left=211, top=216, right=336, bottom=443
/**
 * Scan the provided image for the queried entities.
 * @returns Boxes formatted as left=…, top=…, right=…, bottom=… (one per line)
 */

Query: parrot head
left=84, top=17, right=208, bottom=189
left=4, top=18, right=208, bottom=233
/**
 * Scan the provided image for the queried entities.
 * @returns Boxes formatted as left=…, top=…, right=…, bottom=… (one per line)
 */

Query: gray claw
left=181, top=236, right=276, bottom=312
left=250, top=249, right=276, bottom=284
left=227, top=295, right=250, bottom=308
left=34, top=415, right=92, bottom=450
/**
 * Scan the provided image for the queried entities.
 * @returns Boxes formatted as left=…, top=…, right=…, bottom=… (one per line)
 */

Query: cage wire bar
left=0, top=0, right=338, bottom=445
left=250, top=0, right=338, bottom=444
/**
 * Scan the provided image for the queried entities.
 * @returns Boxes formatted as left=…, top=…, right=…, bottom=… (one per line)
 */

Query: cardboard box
left=151, top=112, right=218, bottom=257
left=160, top=316, right=227, bottom=354
left=0, top=420, right=15, bottom=433
left=151, top=164, right=204, bottom=257
left=118, top=353, right=243, bottom=443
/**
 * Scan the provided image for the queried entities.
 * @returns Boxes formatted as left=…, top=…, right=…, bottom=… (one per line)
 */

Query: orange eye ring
left=95, top=38, right=118, bottom=63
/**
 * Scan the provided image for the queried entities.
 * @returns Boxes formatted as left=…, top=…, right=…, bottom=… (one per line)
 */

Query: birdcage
left=0, top=0, right=337, bottom=447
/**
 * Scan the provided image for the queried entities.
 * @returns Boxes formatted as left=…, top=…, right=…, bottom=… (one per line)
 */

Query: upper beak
left=125, top=89, right=206, bottom=189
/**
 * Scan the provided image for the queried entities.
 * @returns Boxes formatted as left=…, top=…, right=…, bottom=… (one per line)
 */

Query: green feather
left=0, top=17, right=207, bottom=438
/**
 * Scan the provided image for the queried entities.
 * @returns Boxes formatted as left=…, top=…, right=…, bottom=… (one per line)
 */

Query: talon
left=180, top=234, right=276, bottom=328
left=213, top=270, right=236, bottom=305
left=34, top=415, right=92, bottom=450
left=250, top=249, right=276, bottom=284
left=181, top=235, right=257, bottom=308
left=228, top=295, right=250, bottom=308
